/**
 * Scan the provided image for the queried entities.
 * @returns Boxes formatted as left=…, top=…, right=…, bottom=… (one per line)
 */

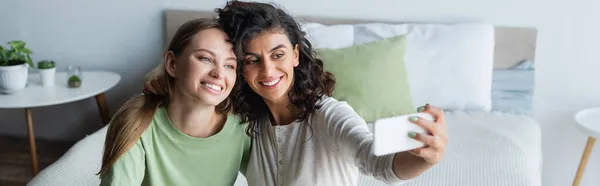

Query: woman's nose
left=261, top=60, right=275, bottom=75
left=209, top=67, right=223, bottom=79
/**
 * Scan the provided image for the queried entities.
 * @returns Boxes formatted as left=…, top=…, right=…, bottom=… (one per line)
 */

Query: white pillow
left=300, top=22, right=355, bottom=49
left=353, top=23, right=495, bottom=112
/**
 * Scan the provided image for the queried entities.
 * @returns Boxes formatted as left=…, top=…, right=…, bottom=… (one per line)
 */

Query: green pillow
left=316, top=35, right=414, bottom=122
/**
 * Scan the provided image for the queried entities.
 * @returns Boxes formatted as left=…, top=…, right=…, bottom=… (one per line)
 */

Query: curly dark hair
left=215, top=0, right=336, bottom=137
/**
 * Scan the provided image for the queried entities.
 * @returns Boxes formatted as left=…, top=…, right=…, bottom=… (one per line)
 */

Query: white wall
left=1, top=0, right=599, bottom=185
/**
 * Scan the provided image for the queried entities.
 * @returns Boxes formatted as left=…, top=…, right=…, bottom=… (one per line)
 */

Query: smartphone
left=373, top=112, right=434, bottom=156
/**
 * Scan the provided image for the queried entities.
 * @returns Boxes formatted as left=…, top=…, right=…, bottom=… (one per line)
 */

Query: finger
left=412, top=133, right=444, bottom=149
left=409, top=147, right=423, bottom=157
left=431, top=106, right=446, bottom=124
left=434, top=121, right=448, bottom=140
left=419, top=104, right=445, bottom=123
left=435, top=129, right=448, bottom=142
left=409, top=116, right=436, bottom=134
left=410, top=116, right=449, bottom=141
left=408, top=147, right=425, bottom=156
left=410, top=146, right=437, bottom=159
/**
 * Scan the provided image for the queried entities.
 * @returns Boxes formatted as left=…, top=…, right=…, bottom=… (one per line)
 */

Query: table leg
left=573, top=136, right=596, bottom=186
left=95, top=93, right=110, bottom=125
left=25, top=108, right=39, bottom=176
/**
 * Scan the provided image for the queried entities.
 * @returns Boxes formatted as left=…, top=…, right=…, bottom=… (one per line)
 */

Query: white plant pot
left=38, top=67, right=56, bottom=87
left=0, top=63, right=29, bottom=94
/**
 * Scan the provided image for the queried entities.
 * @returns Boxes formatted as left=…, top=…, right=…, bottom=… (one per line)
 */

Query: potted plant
left=0, top=40, right=35, bottom=94
left=68, top=75, right=82, bottom=88
left=67, top=65, right=82, bottom=88
left=37, top=60, right=56, bottom=87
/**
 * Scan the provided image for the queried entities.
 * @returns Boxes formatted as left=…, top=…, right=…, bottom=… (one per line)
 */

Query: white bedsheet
left=28, top=111, right=542, bottom=186
left=358, top=111, right=543, bottom=186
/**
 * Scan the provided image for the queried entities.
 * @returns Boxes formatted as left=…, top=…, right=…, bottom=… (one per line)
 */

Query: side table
left=573, top=107, right=600, bottom=186
left=0, top=71, right=121, bottom=176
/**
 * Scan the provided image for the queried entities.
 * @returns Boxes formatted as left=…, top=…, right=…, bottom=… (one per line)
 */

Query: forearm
left=392, top=151, right=433, bottom=180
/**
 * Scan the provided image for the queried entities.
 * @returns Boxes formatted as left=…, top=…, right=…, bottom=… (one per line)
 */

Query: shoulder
left=113, top=105, right=163, bottom=145
left=143, top=106, right=165, bottom=134
left=224, top=113, right=251, bottom=139
left=226, top=113, right=245, bottom=124
left=226, top=113, right=249, bottom=131
left=106, top=97, right=159, bottom=140
left=312, top=96, right=365, bottom=125
left=314, top=96, right=358, bottom=117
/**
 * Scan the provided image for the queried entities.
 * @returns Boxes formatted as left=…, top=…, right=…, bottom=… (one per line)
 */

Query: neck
left=167, top=91, right=225, bottom=138
left=264, top=97, right=298, bottom=126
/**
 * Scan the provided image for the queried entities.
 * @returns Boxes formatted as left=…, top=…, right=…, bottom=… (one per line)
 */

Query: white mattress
left=28, top=111, right=542, bottom=186
left=359, top=111, right=543, bottom=186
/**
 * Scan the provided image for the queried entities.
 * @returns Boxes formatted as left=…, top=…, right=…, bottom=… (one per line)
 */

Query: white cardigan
left=244, top=97, right=406, bottom=186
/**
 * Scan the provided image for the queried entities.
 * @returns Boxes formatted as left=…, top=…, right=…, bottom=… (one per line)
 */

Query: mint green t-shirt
left=100, top=107, right=251, bottom=186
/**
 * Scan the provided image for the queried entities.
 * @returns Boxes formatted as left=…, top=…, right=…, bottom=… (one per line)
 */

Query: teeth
left=261, top=78, right=280, bottom=86
left=204, top=83, right=222, bottom=91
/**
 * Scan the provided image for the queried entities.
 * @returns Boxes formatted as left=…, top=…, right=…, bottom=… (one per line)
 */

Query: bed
left=28, top=9, right=542, bottom=186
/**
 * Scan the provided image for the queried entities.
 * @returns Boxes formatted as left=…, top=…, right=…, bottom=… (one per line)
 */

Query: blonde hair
left=98, top=18, right=234, bottom=176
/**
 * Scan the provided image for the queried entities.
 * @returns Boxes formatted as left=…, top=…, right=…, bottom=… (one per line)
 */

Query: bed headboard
left=162, top=9, right=537, bottom=69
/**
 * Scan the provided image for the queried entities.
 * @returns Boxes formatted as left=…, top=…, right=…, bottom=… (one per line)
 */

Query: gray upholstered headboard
left=162, top=9, right=537, bottom=69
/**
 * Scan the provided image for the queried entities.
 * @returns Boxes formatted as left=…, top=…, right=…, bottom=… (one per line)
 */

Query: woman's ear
left=293, top=44, right=299, bottom=67
left=164, top=51, right=177, bottom=77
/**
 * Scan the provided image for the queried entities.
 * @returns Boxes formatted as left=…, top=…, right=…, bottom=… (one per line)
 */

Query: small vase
left=38, top=67, right=56, bottom=87
left=67, top=65, right=82, bottom=88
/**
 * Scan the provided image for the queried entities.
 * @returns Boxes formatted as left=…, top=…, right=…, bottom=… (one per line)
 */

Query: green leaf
left=8, top=52, right=17, bottom=60
left=69, top=75, right=81, bottom=82
left=0, top=47, right=6, bottom=62
left=22, top=48, right=33, bottom=54
left=26, top=55, right=34, bottom=68
left=37, top=60, right=56, bottom=69
left=1, top=40, right=33, bottom=66
left=8, top=40, right=25, bottom=49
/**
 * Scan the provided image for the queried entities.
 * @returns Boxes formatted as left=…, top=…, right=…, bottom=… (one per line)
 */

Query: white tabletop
left=575, top=107, right=600, bottom=138
left=0, top=71, right=121, bottom=108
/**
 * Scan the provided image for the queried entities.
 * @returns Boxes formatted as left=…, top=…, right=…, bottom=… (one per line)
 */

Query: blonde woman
left=98, top=18, right=250, bottom=186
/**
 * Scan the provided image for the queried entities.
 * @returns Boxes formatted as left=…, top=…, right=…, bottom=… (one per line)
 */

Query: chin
left=257, top=86, right=290, bottom=103
left=195, top=94, right=227, bottom=106
left=205, top=98, right=226, bottom=106
left=261, top=92, right=285, bottom=103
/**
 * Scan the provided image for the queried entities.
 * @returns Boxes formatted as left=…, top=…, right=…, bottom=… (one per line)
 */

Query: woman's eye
left=198, top=56, right=212, bottom=62
left=245, top=59, right=258, bottom=65
left=274, top=53, right=284, bottom=59
left=225, top=65, right=235, bottom=69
